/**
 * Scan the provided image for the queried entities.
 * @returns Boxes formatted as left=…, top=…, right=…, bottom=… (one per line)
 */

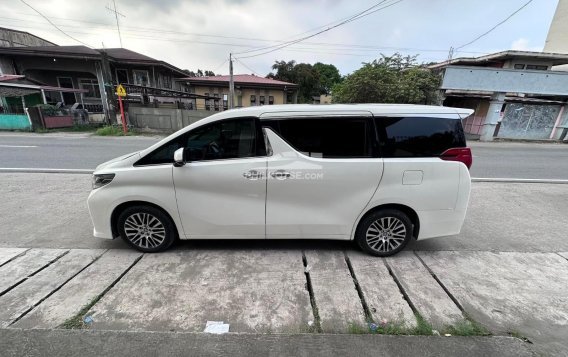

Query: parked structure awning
left=0, top=80, right=88, bottom=98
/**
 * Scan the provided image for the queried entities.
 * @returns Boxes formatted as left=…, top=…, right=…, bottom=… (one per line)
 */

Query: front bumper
left=87, top=187, right=114, bottom=239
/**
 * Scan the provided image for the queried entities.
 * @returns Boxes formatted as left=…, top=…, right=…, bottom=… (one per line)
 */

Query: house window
left=250, top=95, right=256, bottom=106
left=213, top=93, right=220, bottom=111
left=116, top=69, right=129, bottom=84
left=79, top=79, right=101, bottom=99
left=269, top=96, right=274, bottom=105
left=259, top=96, right=265, bottom=105
left=223, top=94, right=228, bottom=110
left=204, top=93, right=210, bottom=110
left=162, top=74, right=172, bottom=89
left=514, top=64, right=525, bottom=69
left=57, top=77, right=76, bottom=104
left=526, top=64, right=548, bottom=70
left=133, top=70, right=149, bottom=86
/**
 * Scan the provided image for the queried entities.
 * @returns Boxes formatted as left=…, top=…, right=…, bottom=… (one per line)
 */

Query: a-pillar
left=479, top=92, right=506, bottom=141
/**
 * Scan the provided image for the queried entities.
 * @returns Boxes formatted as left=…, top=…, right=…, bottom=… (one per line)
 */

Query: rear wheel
left=117, top=205, right=176, bottom=253
left=356, top=209, right=413, bottom=257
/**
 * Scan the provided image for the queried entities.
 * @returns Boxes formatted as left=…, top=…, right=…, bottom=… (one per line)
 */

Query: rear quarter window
left=376, top=116, right=466, bottom=158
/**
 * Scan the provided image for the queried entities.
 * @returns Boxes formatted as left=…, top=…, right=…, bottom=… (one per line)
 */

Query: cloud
left=510, top=38, right=543, bottom=52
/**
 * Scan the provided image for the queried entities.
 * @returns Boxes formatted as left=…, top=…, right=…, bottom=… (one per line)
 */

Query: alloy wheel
left=123, top=212, right=166, bottom=249
left=365, top=216, right=407, bottom=253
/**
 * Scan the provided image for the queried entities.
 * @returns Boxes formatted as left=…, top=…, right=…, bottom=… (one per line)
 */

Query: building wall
left=128, top=106, right=211, bottom=131
left=0, top=28, right=55, bottom=48
left=191, top=84, right=286, bottom=110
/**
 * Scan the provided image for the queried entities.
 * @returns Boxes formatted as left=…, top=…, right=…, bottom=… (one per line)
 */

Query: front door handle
left=270, top=170, right=291, bottom=179
left=243, top=170, right=263, bottom=180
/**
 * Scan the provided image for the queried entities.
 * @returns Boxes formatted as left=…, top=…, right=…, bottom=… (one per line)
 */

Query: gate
left=498, top=103, right=560, bottom=140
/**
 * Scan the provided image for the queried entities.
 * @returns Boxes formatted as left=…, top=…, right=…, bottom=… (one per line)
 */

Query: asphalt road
left=0, top=133, right=567, bottom=179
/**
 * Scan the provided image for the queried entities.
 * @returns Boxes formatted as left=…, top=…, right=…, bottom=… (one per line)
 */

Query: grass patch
left=34, top=124, right=98, bottom=134
left=95, top=125, right=128, bottom=136
left=59, top=294, right=102, bottom=329
left=442, top=319, right=490, bottom=336
left=347, top=314, right=433, bottom=335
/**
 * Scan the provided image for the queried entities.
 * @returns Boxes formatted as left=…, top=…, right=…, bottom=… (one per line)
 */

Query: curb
left=471, top=178, right=568, bottom=184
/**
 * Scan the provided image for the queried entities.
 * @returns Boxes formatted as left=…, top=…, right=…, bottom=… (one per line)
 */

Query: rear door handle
left=270, top=170, right=291, bottom=179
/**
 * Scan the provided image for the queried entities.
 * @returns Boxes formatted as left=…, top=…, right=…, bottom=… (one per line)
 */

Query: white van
left=88, top=104, right=473, bottom=256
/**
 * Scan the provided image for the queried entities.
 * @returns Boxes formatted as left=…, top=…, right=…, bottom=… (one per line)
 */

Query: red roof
left=183, top=74, right=297, bottom=87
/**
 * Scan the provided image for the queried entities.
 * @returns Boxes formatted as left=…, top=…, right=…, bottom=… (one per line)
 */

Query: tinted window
left=376, top=117, right=465, bottom=157
left=136, top=118, right=263, bottom=165
left=263, top=118, right=372, bottom=158
left=185, top=118, right=257, bottom=161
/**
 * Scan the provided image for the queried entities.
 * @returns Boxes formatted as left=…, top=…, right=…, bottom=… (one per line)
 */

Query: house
left=429, top=50, right=568, bottom=141
left=181, top=74, right=298, bottom=111
left=0, top=43, right=197, bottom=123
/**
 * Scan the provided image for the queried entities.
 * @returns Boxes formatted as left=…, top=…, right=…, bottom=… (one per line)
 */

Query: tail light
left=440, top=148, right=472, bottom=169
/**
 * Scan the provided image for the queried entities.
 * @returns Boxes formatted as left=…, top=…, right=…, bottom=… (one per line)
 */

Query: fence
left=127, top=107, right=212, bottom=131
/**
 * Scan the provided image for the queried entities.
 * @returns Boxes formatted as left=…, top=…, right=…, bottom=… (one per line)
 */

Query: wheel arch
left=111, top=201, right=181, bottom=239
left=352, top=203, right=420, bottom=240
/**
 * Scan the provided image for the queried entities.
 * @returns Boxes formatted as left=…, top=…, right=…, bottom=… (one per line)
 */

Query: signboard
left=116, top=84, right=127, bottom=97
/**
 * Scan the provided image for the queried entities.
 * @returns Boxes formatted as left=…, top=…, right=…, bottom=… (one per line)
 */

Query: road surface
left=0, top=133, right=567, bottom=179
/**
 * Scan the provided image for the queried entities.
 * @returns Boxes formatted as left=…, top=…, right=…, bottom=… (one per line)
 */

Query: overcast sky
left=0, top=0, right=559, bottom=75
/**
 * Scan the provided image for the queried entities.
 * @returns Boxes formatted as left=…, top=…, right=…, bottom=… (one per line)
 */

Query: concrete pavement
left=1, top=173, right=567, bottom=253
left=3, top=247, right=568, bottom=355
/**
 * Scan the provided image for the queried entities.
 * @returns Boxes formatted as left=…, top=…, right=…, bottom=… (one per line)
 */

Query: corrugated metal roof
left=183, top=74, right=298, bottom=87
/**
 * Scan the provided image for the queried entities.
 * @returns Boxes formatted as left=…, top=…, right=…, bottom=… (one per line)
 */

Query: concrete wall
left=0, top=28, right=55, bottom=48
left=441, top=66, right=568, bottom=96
left=128, top=107, right=212, bottom=132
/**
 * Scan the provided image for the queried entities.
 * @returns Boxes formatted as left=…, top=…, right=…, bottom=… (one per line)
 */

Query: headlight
left=92, top=173, right=115, bottom=189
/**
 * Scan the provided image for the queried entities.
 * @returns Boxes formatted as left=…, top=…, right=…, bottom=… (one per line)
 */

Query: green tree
left=313, top=62, right=342, bottom=94
left=332, top=53, right=440, bottom=104
left=267, top=60, right=322, bottom=103
left=182, top=69, right=215, bottom=77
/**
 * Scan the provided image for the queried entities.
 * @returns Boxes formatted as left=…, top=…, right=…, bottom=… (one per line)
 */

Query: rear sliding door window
left=376, top=117, right=465, bottom=157
left=263, top=118, right=373, bottom=158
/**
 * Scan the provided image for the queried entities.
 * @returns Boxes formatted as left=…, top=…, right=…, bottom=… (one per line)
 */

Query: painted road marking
left=0, top=145, right=38, bottom=148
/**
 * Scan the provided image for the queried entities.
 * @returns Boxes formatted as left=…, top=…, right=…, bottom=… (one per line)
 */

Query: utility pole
left=106, top=0, right=125, bottom=48
left=229, top=53, right=235, bottom=109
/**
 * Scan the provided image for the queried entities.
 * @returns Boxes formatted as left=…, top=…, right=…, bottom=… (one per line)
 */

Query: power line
left=234, top=58, right=261, bottom=76
left=105, top=0, right=125, bottom=48
left=234, top=0, right=403, bottom=58
left=455, top=0, right=534, bottom=50
left=18, top=0, right=92, bottom=47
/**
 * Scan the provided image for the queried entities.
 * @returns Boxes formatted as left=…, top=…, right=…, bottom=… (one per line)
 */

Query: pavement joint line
left=59, top=252, right=145, bottom=329
left=0, top=250, right=70, bottom=298
left=556, top=252, right=568, bottom=263
left=412, top=251, right=465, bottom=313
left=301, top=251, right=322, bottom=333
left=7, top=250, right=108, bottom=327
left=0, top=248, right=30, bottom=269
left=383, top=258, right=420, bottom=318
left=343, top=252, right=373, bottom=324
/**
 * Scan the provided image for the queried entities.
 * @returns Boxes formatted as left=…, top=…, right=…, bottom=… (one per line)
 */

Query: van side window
left=135, top=118, right=265, bottom=165
left=375, top=117, right=466, bottom=157
left=263, top=118, right=373, bottom=158
left=185, top=118, right=258, bottom=161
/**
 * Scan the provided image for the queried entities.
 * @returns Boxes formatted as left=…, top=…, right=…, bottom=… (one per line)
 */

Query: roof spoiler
left=456, top=108, right=475, bottom=119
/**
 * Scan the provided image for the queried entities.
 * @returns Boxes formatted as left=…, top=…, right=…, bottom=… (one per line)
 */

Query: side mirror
left=173, top=147, right=186, bottom=167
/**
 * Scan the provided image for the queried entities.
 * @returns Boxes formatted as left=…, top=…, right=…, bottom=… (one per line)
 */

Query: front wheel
left=117, top=205, right=176, bottom=253
left=356, top=209, right=413, bottom=257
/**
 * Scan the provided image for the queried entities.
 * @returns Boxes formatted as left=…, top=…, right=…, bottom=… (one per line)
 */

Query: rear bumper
left=416, top=209, right=467, bottom=240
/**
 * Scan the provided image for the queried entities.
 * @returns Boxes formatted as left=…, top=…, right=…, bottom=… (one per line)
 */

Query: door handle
left=243, top=170, right=263, bottom=180
left=270, top=170, right=291, bottom=179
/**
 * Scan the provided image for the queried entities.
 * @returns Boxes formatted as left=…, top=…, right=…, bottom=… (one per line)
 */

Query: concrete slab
left=347, top=251, right=416, bottom=328
left=418, top=251, right=568, bottom=356
left=558, top=252, right=568, bottom=261
left=0, top=248, right=28, bottom=267
left=387, top=251, right=465, bottom=329
left=0, top=248, right=67, bottom=293
left=0, top=249, right=104, bottom=327
left=88, top=250, right=312, bottom=333
left=304, top=250, right=366, bottom=332
left=0, top=329, right=537, bottom=357
left=13, top=250, right=141, bottom=329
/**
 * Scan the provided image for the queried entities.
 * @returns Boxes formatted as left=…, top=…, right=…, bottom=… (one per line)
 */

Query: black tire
left=117, top=205, right=176, bottom=253
left=355, top=209, right=413, bottom=257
